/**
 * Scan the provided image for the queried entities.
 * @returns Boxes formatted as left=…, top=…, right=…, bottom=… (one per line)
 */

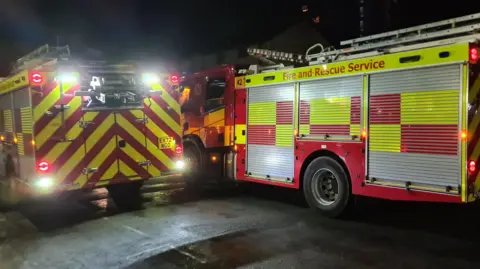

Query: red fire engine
left=180, top=13, right=480, bottom=217
left=0, top=45, right=184, bottom=209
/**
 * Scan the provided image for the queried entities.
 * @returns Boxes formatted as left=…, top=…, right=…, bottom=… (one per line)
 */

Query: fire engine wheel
left=107, top=181, right=143, bottom=211
left=303, top=156, right=352, bottom=218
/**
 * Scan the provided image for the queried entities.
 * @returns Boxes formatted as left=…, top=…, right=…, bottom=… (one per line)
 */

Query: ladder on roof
left=248, top=12, right=480, bottom=66
left=13, top=44, right=71, bottom=73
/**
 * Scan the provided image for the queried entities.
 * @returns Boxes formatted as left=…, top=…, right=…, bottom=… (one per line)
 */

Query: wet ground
left=0, top=177, right=480, bottom=269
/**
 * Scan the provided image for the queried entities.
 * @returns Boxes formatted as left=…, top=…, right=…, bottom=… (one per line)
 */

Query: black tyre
left=183, top=143, right=203, bottom=188
left=303, top=156, right=352, bottom=218
left=107, top=181, right=143, bottom=211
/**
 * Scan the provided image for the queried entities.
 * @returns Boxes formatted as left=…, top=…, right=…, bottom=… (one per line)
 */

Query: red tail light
left=470, top=47, right=478, bottom=64
left=170, top=74, right=179, bottom=84
left=175, top=145, right=183, bottom=154
left=37, top=161, right=50, bottom=172
left=30, top=72, right=43, bottom=85
left=469, top=160, right=476, bottom=173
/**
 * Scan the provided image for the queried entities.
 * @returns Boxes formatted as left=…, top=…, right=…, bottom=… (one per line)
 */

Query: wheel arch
left=299, top=150, right=351, bottom=190
left=182, top=134, right=205, bottom=150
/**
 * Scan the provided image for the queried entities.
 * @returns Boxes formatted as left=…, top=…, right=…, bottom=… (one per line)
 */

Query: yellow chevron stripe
left=33, top=85, right=60, bottom=122
left=151, top=84, right=180, bottom=114
left=42, top=112, right=97, bottom=165
left=73, top=136, right=117, bottom=187
left=120, top=143, right=161, bottom=177
left=57, top=113, right=115, bottom=182
left=130, top=109, right=168, bottom=136
left=116, top=114, right=175, bottom=170
left=36, top=97, right=81, bottom=149
left=100, top=161, right=118, bottom=182
left=119, top=160, right=137, bottom=178
left=147, top=98, right=181, bottom=136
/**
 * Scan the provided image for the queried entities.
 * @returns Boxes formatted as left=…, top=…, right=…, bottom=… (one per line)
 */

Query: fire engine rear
left=181, top=12, right=480, bottom=217
left=0, top=45, right=183, bottom=209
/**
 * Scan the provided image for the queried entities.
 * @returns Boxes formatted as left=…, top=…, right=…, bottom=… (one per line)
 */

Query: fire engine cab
left=180, top=12, right=480, bottom=217
left=0, top=44, right=183, bottom=209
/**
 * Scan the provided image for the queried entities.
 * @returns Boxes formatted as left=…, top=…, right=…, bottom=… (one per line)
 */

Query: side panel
left=367, top=64, right=462, bottom=193
left=81, top=111, right=117, bottom=188
left=246, top=84, right=295, bottom=182
left=13, top=88, right=35, bottom=182
left=116, top=109, right=149, bottom=180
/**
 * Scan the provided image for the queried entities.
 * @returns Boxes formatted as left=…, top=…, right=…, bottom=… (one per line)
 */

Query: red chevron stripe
left=62, top=129, right=116, bottom=184
left=118, top=149, right=150, bottom=179
left=34, top=85, right=79, bottom=135
left=49, top=111, right=110, bottom=171
left=115, top=126, right=169, bottom=172
left=120, top=110, right=164, bottom=146
left=143, top=105, right=179, bottom=139
left=150, top=95, right=180, bottom=123
left=36, top=107, right=84, bottom=160
left=119, top=111, right=177, bottom=161
left=31, top=81, right=58, bottom=107
left=84, top=149, right=119, bottom=188
left=158, top=79, right=180, bottom=116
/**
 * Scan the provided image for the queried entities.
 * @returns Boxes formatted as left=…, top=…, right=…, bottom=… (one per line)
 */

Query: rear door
left=116, top=108, right=150, bottom=180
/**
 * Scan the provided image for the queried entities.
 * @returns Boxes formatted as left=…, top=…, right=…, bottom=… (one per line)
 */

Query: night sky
left=1, top=0, right=479, bottom=75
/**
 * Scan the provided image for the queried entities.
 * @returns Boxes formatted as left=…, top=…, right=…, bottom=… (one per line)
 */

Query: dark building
left=180, top=19, right=327, bottom=73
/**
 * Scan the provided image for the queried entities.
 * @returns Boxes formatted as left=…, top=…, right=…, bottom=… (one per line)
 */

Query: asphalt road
left=1, top=178, right=480, bottom=269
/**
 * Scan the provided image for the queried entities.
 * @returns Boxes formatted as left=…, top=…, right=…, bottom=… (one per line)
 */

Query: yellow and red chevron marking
left=467, top=64, right=480, bottom=200
left=33, top=76, right=181, bottom=190
left=299, top=96, right=361, bottom=137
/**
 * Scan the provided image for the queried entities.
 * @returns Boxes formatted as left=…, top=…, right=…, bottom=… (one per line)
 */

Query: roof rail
left=13, top=44, right=71, bottom=73
left=246, top=12, right=480, bottom=68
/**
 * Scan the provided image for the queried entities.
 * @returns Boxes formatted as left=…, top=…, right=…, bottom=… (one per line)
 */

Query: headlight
left=58, top=73, right=78, bottom=83
left=142, top=73, right=160, bottom=85
left=175, top=160, right=185, bottom=170
left=34, top=177, right=54, bottom=190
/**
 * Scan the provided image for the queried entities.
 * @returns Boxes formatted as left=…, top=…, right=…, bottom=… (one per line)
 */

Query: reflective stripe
left=248, top=102, right=276, bottom=125
left=276, top=125, right=293, bottom=146
left=401, top=90, right=459, bottom=124
left=369, top=124, right=401, bottom=152
left=310, top=97, right=351, bottom=124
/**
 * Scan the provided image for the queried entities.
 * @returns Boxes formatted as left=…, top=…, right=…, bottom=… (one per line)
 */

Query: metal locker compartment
left=367, top=64, right=462, bottom=189
left=246, top=83, right=295, bottom=181
left=299, top=75, right=364, bottom=140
